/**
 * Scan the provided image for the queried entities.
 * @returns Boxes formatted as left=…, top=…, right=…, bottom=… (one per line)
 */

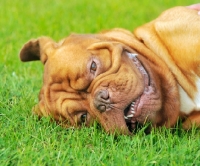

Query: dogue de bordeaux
left=19, top=7, right=200, bottom=134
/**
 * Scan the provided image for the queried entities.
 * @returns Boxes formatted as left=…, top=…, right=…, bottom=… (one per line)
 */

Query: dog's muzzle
left=93, top=52, right=150, bottom=132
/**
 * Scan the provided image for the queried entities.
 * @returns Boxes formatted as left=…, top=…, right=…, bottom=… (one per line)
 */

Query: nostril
left=93, top=89, right=110, bottom=113
left=98, top=105, right=106, bottom=113
left=98, top=89, right=109, bottom=100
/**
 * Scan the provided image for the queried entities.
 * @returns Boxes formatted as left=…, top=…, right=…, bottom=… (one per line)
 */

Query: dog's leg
left=182, top=111, right=200, bottom=129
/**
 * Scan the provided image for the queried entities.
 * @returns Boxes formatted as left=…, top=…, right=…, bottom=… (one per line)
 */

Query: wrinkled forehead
left=63, top=34, right=102, bottom=46
left=43, top=34, right=102, bottom=83
left=48, top=34, right=102, bottom=67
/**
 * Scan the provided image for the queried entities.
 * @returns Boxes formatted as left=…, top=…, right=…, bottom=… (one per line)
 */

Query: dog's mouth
left=124, top=98, right=140, bottom=132
left=124, top=52, right=150, bottom=132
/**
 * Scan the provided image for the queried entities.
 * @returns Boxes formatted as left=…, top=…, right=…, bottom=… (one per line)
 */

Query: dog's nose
left=94, top=89, right=109, bottom=113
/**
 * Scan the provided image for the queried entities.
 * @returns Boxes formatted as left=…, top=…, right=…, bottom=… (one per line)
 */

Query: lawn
left=1, top=0, right=200, bottom=165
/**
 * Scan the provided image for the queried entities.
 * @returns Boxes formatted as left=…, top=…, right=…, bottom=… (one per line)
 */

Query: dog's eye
left=80, top=113, right=87, bottom=124
left=90, top=61, right=97, bottom=73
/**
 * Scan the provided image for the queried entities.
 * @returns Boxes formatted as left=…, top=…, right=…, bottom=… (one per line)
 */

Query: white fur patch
left=179, top=85, right=196, bottom=114
left=194, top=77, right=200, bottom=109
left=179, top=77, right=200, bottom=114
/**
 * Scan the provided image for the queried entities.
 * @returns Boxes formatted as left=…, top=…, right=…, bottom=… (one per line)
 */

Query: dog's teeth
left=127, top=114, right=134, bottom=118
left=124, top=116, right=128, bottom=119
left=131, top=102, right=135, bottom=107
left=131, top=111, right=135, bottom=114
left=131, top=107, right=134, bottom=111
left=128, top=53, right=138, bottom=58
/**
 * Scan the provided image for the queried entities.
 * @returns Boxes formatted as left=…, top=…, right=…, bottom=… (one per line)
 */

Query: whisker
left=108, top=104, right=122, bottom=111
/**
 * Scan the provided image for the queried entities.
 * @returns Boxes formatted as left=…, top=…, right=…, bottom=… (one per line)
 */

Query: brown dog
left=20, top=7, right=200, bottom=134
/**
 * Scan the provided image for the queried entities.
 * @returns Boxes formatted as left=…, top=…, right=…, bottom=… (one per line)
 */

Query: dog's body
left=20, top=7, right=200, bottom=134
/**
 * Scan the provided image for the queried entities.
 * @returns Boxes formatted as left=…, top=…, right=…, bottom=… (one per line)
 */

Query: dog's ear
left=19, top=37, right=56, bottom=64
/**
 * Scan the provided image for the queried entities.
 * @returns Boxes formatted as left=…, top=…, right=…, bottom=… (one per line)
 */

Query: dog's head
left=20, top=29, right=179, bottom=134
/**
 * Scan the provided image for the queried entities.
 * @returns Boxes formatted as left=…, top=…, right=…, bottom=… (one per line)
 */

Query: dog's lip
left=123, top=52, right=150, bottom=132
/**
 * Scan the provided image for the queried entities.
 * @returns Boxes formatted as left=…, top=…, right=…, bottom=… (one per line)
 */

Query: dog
left=19, top=7, right=200, bottom=134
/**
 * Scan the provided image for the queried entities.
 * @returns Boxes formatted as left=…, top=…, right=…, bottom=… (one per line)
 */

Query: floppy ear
left=19, top=37, right=56, bottom=64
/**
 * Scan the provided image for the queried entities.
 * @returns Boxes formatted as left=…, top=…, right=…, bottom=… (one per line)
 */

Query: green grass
left=1, top=0, right=200, bottom=165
